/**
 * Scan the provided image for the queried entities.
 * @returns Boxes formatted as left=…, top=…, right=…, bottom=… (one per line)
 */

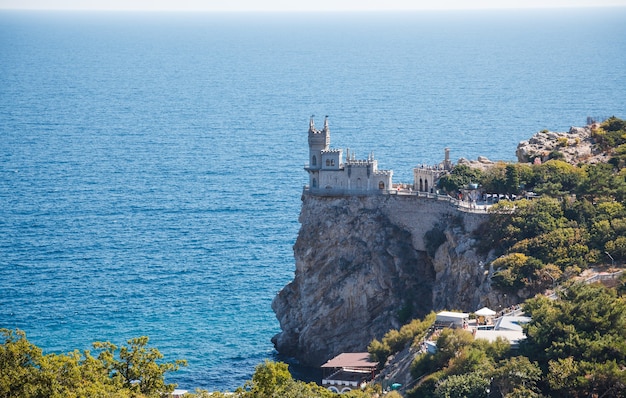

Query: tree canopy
left=0, top=330, right=186, bottom=398
left=404, top=282, right=626, bottom=398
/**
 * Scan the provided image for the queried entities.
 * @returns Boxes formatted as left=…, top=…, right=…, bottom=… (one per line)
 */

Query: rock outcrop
left=272, top=193, right=495, bottom=367
left=516, top=125, right=609, bottom=165
left=456, top=155, right=497, bottom=171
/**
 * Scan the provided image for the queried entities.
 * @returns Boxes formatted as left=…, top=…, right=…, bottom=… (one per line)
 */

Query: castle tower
left=307, top=115, right=330, bottom=171
left=443, top=147, right=453, bottom=171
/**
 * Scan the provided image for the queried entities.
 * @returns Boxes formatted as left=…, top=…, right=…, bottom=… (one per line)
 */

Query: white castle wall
left=306, top=117, right=393, bottom=194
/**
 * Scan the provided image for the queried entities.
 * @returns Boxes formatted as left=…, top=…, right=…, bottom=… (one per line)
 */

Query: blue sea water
left=1, top=8, right=625, bottom=391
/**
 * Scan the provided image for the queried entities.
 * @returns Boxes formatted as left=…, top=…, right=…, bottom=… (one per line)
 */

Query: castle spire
left=323, top=115, right=329, bottom=133
left=309, top=115, right=316, bottom=133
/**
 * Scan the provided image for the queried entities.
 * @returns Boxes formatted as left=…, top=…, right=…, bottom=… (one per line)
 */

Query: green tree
left=479, top=163, right=507, bottom=194
left=93, top=336, right=186, bottom=397
left=438, top=164, right=482, bottom=194
left=367, top=339, right=390, bottom=365
left=368, top=312, right=436, bottom=364
left=0, top=329, right=44, bottom=398
left=490, top=356, right=542, bottom=398
left=0, top=330, right=188, bottom=398
left=435, top=329, right=475, bottom=364
left=484, top=197, right=565, bottom=254
left=434, top=372, right=489, bottom=398
left=505, top=164, right=520, bottom=195
left=242, top=360, right=293, bottom=398
left=490, top=253, right=543, bottom=292
left=579, top=163, right=619, bottom=201
left=592, top=116, right=626, bottom=150
left=241, top=360, right=334, bottom=398
left=521, top=283, right=626, bottom=397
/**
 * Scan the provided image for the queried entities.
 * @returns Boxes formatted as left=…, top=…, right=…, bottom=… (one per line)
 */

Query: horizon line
left=1, top=3, right=626, bottom=13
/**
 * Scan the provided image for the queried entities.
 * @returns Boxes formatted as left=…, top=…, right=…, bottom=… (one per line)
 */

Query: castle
left=305, top=117, right=452, bottom=195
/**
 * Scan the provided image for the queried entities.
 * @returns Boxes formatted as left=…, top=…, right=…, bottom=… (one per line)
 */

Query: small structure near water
left=321, top=352, right=378, bottom=394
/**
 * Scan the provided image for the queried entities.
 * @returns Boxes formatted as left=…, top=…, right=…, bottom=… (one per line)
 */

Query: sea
left=1, top=7, right=625, bottom=392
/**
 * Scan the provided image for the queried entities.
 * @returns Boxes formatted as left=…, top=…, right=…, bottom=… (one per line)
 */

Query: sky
left=1, top=0, right=626, bottom=12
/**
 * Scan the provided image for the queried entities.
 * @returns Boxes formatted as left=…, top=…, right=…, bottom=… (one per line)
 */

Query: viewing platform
left=303, top=185, right=493, bottom=214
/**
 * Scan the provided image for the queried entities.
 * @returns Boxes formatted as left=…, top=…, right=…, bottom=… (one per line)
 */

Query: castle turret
left=444, top=147, right=453, bottom=171
left=307, top=116, right=330, bottom=171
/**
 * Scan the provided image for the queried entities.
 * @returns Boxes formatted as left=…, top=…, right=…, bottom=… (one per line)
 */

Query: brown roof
left=321, top=352, right=378, bottom=369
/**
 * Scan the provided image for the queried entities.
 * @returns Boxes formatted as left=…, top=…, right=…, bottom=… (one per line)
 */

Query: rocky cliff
left=272, top=193, right=496, bottom=367
left=516, top=125, right=609, bottom=165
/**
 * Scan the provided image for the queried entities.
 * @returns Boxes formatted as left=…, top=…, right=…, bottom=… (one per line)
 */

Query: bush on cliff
left=592, top=116, right=626, bottom=151
left=368, top=312, right=436, bottom=365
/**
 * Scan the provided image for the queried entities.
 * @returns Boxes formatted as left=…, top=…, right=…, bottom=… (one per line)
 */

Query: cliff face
left=272, top=193, right=494, bottom=367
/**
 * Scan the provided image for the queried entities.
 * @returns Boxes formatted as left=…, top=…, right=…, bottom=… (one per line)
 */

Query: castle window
left=331, top=159, right=335, bottom=166
left=326, top=159, right=331, bottom=166
left=425, top=180, right=429, bottom=192
left=312, top=178, right=317, bottom=188
left=379, top=181, right=385, bottom=189
left=312, top=156, right=317, bottom=166
left=419, top=178, right=423, bottom=192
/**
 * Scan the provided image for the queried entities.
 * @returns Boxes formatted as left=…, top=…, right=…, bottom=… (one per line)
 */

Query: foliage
left=410, top=328, right=477, bottom=379
left=521, top=283, right=626, bottom=397
left=490, top=252, right=542, bottom=291
left=238, top=360, right=335, bottom=398
left=437, top=164, right=482, bottom=194
left=433, top=371, right=489, bottom=398
left=93, top=336, right=187, bottom=396
left=194, top=360, right=387, bottom=398
left=368, top=312, right=436, bottom=365
left=0, top=329, right=185, bottom=398
left=592, top=116, right=626, bottom=151
left=477, top=118, right=626, bottom=294
left=408, top=283, right=626, bottom=397
left=489, top=356, right=542, bottom=397
left=530, top=160, right=584, bottom=196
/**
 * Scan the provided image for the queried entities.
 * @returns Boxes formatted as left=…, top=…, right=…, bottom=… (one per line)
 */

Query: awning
left=475, top=307, right=496, bottom=316
left=321, top=352, right=378, bottom=369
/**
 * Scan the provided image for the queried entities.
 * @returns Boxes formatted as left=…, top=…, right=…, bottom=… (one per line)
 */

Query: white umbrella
left=475, top=307, right=496, bottom=316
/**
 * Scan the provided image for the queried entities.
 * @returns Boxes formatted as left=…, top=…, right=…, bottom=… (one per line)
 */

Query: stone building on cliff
left=304, top=116, right=452, bottom=195
left=413, top=147, right=453, bottom=193
left=305, top=116, right=393, bottom=194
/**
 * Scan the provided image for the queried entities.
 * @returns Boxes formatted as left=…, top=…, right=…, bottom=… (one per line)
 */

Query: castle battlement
left=416, top=164, right=446, bottom=171
left=344, top=159, right=376, bottom=166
